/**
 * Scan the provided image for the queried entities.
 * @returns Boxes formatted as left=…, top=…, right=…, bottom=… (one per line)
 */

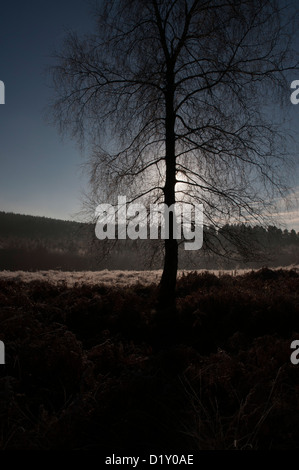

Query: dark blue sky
left=0, top=0, right=299, bottom=228
left=0, top=0, right=94, bottom=221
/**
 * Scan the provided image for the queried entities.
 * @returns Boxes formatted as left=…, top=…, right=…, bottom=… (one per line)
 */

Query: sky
left=0, top=0, right=94, bottom=221
left=0, top=0, right=299, bottom=229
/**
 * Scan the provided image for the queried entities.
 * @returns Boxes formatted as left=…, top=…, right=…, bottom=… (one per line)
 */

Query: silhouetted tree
left=50, top=0, right=298, bottom=308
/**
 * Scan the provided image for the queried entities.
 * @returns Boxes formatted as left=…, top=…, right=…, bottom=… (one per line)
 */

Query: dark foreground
left=0, top=268, right=299, bottom=450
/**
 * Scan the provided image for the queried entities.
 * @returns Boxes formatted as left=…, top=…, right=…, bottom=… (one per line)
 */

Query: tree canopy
left=50, top=0, right=298, bottom=305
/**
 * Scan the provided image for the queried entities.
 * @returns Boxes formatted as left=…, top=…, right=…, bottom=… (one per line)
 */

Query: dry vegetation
left=1, top=265, right=299, bottom=287
left=1, top=268, right=299, bottom=450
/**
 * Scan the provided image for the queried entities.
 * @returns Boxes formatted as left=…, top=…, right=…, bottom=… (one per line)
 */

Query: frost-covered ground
left=0, top=265, right=298, bottom=287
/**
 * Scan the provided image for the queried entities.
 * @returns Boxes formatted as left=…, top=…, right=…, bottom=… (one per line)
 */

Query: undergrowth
left=0, top=268, right=299, bottom=450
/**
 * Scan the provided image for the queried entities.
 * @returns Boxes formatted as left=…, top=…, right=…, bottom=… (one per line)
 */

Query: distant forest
left=0, top=211, right=299, bottom=271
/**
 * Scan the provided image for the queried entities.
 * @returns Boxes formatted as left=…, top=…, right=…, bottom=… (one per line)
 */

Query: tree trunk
left=158, top=66, right=178, bottom=311
left=159, top=237, right=178, bottom=309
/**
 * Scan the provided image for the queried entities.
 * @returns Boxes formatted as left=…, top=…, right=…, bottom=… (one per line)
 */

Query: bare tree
left=50, top=0, right=298, bottom=308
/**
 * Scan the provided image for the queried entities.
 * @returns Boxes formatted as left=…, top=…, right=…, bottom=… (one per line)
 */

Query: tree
left=50, top=0, right=298, bottom=309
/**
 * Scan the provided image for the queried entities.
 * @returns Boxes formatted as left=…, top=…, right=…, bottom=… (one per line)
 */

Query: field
left=1, top=267, right=299, bottom=450
left=1, top=264, right=299, bottom=287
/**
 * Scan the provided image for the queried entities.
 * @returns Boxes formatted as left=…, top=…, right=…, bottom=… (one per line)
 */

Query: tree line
left=0, top=212, right=298, bottom=271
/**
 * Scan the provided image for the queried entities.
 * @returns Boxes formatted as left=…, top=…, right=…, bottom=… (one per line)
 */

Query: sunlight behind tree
left=50, top=0, right=299, bottom=308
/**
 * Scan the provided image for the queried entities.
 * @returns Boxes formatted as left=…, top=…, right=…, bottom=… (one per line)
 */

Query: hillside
left=0, top=211, right=95, bottom=271
left=1, top=211, right=299, bottom=271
